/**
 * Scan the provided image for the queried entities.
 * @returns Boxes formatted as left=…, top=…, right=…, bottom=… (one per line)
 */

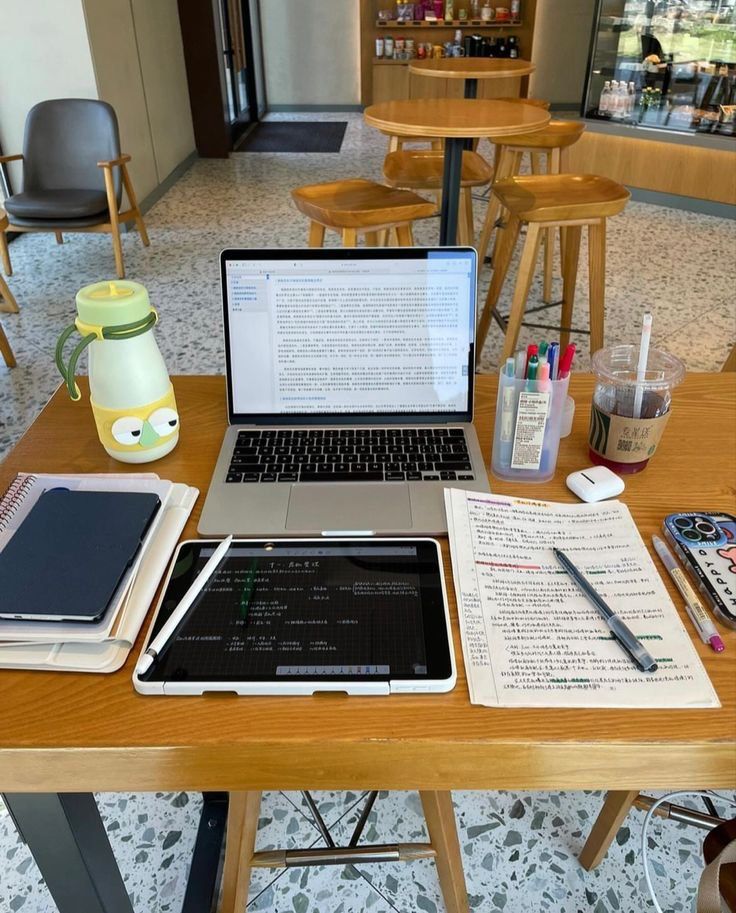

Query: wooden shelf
left=376, top=19, right=522, bottom=28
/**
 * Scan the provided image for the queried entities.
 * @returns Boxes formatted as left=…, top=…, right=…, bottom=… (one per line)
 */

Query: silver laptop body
left=198, top=247, right=490, bottom=537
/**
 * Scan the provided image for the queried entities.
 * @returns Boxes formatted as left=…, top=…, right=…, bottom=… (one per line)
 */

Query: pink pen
left=537, top=361, right=551, bottom=394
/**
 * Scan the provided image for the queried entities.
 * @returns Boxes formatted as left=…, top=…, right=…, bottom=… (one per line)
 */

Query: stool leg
left=489, top=151, right=522, bottom=268
left=458, top=191, right=470, bottom=245
left=0, top=226, right=12, bottom=276
left=579, top=791, right=639, bottom=871
left=395, top=224, right=414, bottom=247
left=0, top=322, right=16, bottom=368
left=475, top=214, right=521, bottom=369
left=0, top=275, right=19, bottom=314
left=476, top=147, right=511, bottom=272
left=502, top=221, right=543, bottom=362
left=219, top=791, right=262, bottom=913
left=364, top=231, right=380, bottom=247
left=463, top=189, right=475, bottom=247
left=55, top=231, right=64, bottom=244
left=588, top=219, right=606, bottom=355
left=560, top=225, right=582, bottom=351
left=308, top=222, right=325, bottom=248
left=341, top=228, right=358, bottom=248
left=388, top=136, right=400, bottom=153
left=420, top=792, right=470, bottom=913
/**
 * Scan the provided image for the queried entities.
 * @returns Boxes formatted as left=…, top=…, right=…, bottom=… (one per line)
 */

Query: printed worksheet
left=445, top=489, right=720, bottom=708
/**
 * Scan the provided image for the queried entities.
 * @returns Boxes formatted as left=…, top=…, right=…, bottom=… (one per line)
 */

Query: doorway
left=218, top=0, right=264, bottom=142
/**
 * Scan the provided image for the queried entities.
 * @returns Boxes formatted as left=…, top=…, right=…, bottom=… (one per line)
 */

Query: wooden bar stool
left=219, top=790, right=469, bottom=913
left=476, top=173, right=630, bottom=367
left=291, top=179, right=437, bottom=248
left=0, top=320, right=15, bottom=367
left=383, top=149, right=493, bottom=246
left=476, top=120, right=586, bottom=298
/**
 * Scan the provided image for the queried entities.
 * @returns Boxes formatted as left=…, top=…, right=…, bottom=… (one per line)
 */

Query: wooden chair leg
left=395, top=223, right=414, bottom=247
left=501, top=221, right=543, bottom=362
left=458, top=191, right=470, bottom=246
left=462, top=188, right=475, bottom=247
left=102, top=165, right=125, bottom=279
left=0, top=224, right=12, bottom=276
left=420, top=791, right=469, bottom=913
left=559, top=225, right=582, bottom=351
left=308, top=222, right=326, bottom=247
left=219, top=791, right=262, bottom=913
left=475, top=213, right=521, bottom=368
left=587, top=219, right=606, bottom=355
left=542, top=228, right=555, bottom=304
left=54, top=231, right=63, bottom=244
left=488, top=150, right=523, bottom=269
left=579, top=791, right=639, bottom=871
left=388, top=135, right=400, bottom=153
left=121, top=163, right=150, bottom=246
left=477, top=146, right=511, bottom=271
left=364, top=231, right=380, bottom=247
left=342, top=228, right=359, bottom=247
left=0, top=274, right=19, bottom=314
left=0, top=322, right=16, bottom=368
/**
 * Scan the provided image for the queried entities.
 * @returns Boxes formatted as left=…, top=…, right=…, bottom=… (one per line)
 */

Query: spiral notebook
left=0, top=472, right=199, bottom=672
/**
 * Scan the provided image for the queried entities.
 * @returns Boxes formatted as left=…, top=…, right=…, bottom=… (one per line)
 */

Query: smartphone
left=663, top=512, right=736, bottom=630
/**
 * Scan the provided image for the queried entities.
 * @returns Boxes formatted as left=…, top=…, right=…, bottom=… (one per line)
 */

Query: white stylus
left=135, top=534, right=233, bottom=678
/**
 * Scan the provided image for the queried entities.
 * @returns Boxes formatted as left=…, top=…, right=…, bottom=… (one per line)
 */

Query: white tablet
left=133, top=538, right=455, bottom=696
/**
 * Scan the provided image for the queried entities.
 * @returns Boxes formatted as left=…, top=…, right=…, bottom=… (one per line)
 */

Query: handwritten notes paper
left=445, top=490, right=719, bottom=708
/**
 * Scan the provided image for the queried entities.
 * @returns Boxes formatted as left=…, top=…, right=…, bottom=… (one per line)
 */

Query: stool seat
left=492, top=173, right=630, bottom=222
left=493, top=119, right=586, bottom=150
left=383, top=150, right=492, bottom=190
left=291, top=179, right=436, bottom=231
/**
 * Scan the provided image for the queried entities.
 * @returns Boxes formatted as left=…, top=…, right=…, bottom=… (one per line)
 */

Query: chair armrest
left=97, top=153, right=132, bottom=168
left=0, top=154, right=23, bottom=164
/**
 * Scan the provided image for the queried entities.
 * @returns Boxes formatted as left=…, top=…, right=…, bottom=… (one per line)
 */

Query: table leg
left=420, top=791, right=470, bottom=913
left=463, top=80, right=477, bottom=150
left=440, top=137, right=464, bottom=246
left=2, top=792, right=134, bottom=913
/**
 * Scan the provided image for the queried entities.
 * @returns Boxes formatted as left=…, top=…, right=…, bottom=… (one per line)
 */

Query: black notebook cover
left=0, top=489, right=160, bottom=622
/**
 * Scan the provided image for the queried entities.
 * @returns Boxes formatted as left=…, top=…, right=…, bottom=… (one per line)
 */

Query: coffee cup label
left=589, top=404, right=670, bottom=463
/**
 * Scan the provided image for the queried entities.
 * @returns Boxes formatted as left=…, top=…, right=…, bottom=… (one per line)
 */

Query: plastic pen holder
left=491, top=369, right=570, bottom=482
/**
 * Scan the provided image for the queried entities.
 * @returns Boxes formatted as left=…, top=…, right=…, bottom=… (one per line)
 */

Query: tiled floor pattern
left=2, top=789, right=733, bottom=912
left=1, top=112, right=735, bottom=911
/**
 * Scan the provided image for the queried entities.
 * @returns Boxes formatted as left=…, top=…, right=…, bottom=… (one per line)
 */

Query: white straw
left=633, top=312, right=652, bottom=418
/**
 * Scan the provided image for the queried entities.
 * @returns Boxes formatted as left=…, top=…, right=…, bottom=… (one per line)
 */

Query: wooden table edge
left=1, top=741, right=734, bottom=793
left=363, top=107, right=551, bottom=139
left=408, top=60, right=536, bottom=79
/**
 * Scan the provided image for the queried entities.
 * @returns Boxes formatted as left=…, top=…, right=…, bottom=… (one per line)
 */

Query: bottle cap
left=76, top=280, right=152, bottom=328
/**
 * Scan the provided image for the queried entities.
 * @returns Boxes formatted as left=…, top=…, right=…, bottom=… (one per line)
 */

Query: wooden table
left=2, top=373, right=735, bottom=912
left=409, top=57, right=535, bottom=99
left=364, top=98, right=549, bottom=245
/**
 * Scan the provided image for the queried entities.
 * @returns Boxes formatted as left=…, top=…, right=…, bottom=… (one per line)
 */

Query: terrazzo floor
left=0, top=112, right=734, bottom=912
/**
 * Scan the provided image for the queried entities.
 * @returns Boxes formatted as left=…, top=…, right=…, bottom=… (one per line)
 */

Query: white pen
left=652, top=535, right=725, bottom=653
left=136, top=534, right=234, bottom=677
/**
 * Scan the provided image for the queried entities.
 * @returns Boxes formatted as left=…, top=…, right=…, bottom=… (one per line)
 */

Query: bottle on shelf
left=508, top=36, right=519, bottom=58
left=445, top=0, right=454, bottom=20
left=470, top=0, right=480, bottom=17
left=497, top=37, right=507, bottom=58
left=598, top=80, right=611, bottom=115
left=627, top=81, right=637, bottom=117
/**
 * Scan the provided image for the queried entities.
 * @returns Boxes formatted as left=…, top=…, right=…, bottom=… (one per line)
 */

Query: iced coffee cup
left=589, top=345, right=685, bottom=474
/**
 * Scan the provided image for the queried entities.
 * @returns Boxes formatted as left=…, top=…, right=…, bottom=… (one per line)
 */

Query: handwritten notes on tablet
left=444, top=490, right=719, bottom=708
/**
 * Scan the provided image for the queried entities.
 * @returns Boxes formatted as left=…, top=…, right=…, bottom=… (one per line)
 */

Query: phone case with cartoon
left=663, top=512, right=736, bottom=630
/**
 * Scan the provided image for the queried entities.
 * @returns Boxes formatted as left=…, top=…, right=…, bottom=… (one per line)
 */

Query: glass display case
left=582, top=0, right=736, bottom=139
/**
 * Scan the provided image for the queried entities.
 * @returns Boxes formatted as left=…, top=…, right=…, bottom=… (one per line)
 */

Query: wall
left=82, top=0, right=196, bottom=201
left=530, top=0, right=596, bottom=107
left=0, top=0, right=98, bottom=193
left=258, top=0, right=361, bottom=107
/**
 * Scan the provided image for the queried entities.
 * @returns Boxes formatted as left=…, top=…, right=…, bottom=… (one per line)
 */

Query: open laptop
left=198, top=247, right=490, bottom=537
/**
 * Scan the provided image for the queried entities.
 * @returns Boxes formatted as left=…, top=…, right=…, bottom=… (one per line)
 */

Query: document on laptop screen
left=225, top=252, right=475, bottom=416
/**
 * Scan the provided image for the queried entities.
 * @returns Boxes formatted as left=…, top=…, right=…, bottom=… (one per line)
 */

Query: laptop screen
left=221, top=248, right=476, bottom=424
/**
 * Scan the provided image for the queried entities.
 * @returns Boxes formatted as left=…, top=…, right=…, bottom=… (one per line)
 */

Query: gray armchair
left=0, top=99, right=149, bottom=279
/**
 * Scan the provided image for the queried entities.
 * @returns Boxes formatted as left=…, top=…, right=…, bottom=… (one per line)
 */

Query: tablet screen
left=143, top=540, right=451, bottom=683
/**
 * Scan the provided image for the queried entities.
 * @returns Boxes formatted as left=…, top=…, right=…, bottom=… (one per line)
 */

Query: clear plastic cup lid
left=591, top=345, right=686, bottom=390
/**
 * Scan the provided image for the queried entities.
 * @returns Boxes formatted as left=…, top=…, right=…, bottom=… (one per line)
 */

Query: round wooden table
left=364, top=98, right=550, bottom=245
left=409, top=57, right=535, bottom=99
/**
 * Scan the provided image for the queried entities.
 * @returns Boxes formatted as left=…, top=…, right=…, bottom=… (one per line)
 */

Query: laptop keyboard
left=225, top=428, right=475, bottom=483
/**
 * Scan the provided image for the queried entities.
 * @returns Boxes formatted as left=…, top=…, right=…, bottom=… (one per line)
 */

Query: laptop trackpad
left=286, top=484, right=412, bottom=532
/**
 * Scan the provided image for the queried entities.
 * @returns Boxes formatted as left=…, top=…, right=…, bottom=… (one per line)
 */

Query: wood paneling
left=0, top=373, right=734, bottom=793
left=566, top=131, right=736, bottom=206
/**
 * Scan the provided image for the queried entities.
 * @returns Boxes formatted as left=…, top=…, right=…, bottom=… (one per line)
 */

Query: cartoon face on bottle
left=91, top=386, right=179, bottom=454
